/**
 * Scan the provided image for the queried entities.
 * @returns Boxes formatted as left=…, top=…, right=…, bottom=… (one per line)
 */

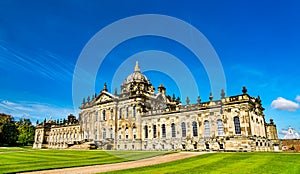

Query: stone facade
left=33, top=114, right=81, bottom=149
left=34, top=62, right=279, bottom=151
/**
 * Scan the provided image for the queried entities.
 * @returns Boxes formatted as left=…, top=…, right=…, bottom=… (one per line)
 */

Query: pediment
left=95, top=92, right=114, bottom=103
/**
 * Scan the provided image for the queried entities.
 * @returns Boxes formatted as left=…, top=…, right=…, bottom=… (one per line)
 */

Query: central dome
left=125, top=61, right=148, bottom=84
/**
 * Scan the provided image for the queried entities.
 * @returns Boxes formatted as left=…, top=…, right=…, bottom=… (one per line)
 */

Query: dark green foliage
left=0, top=113, right=35, bottom=146
left=16, top=118, right=35, bottom=146
left=0, top=113, right=18, bottom=146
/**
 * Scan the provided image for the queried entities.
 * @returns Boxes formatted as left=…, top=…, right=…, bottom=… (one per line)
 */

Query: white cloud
left=0, top=99, right=75, bottom=122
left=296, top=95, right=300, bottom=102
left=271, top=97, right=299, bottom=112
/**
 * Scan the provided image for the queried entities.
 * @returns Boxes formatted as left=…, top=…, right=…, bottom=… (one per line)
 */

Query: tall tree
left=16, top=118, right=35, bottom=146
left=0, top=113, right=18, bottom=146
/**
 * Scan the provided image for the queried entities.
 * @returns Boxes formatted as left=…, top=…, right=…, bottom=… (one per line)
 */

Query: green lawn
left=0, top=147, right=168, bottom=173
left=105, top=152, right=300, bottom=174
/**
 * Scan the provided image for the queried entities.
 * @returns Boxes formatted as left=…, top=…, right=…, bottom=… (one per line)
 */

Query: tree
left=16, top=118, right=35, bottom=146
left=0, top=113, right=18, bottom=146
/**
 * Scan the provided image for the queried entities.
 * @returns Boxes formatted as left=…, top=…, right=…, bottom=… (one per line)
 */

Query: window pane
left=162, top=124, right=166, bottom=138
left=192, top=121, right=198, bottom=137
left=144, top=125, right=148, bottom=138
left=103, top=128, right=106, bottom=139
left=153, top=125, right=157, bottom=138
left=217, top=119, right=224, bottom=136
left=171, top=123, right=176, bottom=137
left=234, top=116, right=241, bottom=134
left=181, top=122, right=186, bottom=137
left=204, top=120, right=210, bottom=137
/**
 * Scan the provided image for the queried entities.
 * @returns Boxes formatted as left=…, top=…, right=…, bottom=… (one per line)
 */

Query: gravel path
left=20, top=152, right=210, bottom=174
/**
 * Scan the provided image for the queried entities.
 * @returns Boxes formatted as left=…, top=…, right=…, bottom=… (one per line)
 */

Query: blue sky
left=0, top=0, right=299, bottom=137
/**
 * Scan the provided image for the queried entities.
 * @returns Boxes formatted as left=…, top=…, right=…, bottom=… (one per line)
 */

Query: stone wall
left=281, top=139, right=300, bottom=152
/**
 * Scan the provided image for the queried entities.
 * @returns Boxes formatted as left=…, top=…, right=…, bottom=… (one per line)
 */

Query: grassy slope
left=0, top=147, right=167, bottom=173
left=105, top=153, right=300, bottom=174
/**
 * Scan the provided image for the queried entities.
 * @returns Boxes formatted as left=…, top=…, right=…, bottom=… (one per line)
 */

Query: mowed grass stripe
left=0, top=148, right=167, bottom=173
left=0, top=151, right=114, bottom=166
left=104, top=153, right=300, bottom=174
left=251, top=153, right=300, bottom=174
left=0, top=157, right=125, bottom=173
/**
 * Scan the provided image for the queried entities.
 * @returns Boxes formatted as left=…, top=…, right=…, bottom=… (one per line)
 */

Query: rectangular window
left=110, top=128, right=113, bottom=139
left=153, top=125, right=157, bottom=138
left=126, top=107, right=129, bottom=119
left=162, top=124, right=166, bottom=138
left=217, top=119, right=224, bottom=136
left=234, top=116, right=241, bottom=134
left=192, top=121, right=198, bottom=137
left=204, top=120, right=210, bottom=137
left=145, top=126, right=148, bottom=138
left=102, top=110, right=106, bottom=121
left=181, top=122, right=186, bottom=137
left=110, top=109, right=114, bottom=120
left=171, top=123, right=176, bottom=138
left=133, top=106, right=136, bottom=118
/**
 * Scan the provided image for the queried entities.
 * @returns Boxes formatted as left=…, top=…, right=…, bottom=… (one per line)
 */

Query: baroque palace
left=34, top=62, right=279, bottom=151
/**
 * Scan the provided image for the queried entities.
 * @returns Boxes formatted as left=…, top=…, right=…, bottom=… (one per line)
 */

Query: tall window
left=192, top=121, right=198, bottom=137
left=234, top=116, right=241, bottom=134
left=133, top=106, right=136, bottom=118
left=126, top=107, right=129, bottom=119
left=162, top=124, right=166, bottom=138
left=125, top=127, right=129, bottom=139
left=103, top=128, right=106, bottom=139
left=217, top=119, right=224, bottom=136
left=110, top=128, right=113, bottom=139
left=171, top=123, right=176, bottom=137
left=133, top=127, right=136, bottom=139
left=102, top=110, right=106, bottom=121
left=153, top=125, right=157, bottom=138
left=95, top=111, right=98, bottom=121
left=181, top=122, right=186, bottom=137
left=204, top=120, right=210, bottom=137
left=110, top=109, right=113, bottom=120
left=144, top=125, right=148, bottom=138
left=118, top=128, right=122, bottom=139
left=119, top=108, right=122, bottom=119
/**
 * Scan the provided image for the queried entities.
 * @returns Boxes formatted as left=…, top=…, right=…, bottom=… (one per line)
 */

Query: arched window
left=153, top=125, right=157, bottom=138
left=133, top=106, right=136, bottom=118
left=171, top=123, right=176, bottom=137
left=162, top=124, right=166, bottom=138
left=181, top=122, right=186, bottom=137
left=234, top=116, right=241, bottom=134
left=110, top=128, right=113, bottom=139
left=102, top=110, right=106, bottom=120
left=144, top=125, right=148, bottom=138
left=125, top=127, right=129, bottom=139
left=103, top=128, right=106, bottom=139
left=192, top=121, right=198, bottom=137
left=133, top=127, right=136, bottom=139
left=204, top=120, right=210, bottom=137
left=217, top=119, right=224, bottom=136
